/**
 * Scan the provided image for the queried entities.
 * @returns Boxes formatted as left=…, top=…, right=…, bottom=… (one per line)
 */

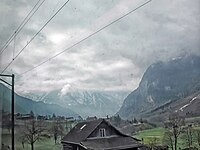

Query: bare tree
left=182, top=124, right=195, bottom=148
left=18, top=135, right=26, bottom=149
left=113, top=115, right=122, bottom=127
left=2, top=114, right=11, bottom=133
left=50, top=119, right=64, bottom=144
left=4, top=119, right=11, bottom=133
left=149, top=137, right=159, bottom=149
left=194, top=129, right=200, bottom=148
left=164, top=112, right=184, bottom=150
left=163, top=130, right=174, bottom=150
left=21, top=119, right=49, bottom=150
left=133, top=118, right=138, bottom=124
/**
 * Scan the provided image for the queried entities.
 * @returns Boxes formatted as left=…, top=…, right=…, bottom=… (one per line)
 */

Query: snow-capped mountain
left=23, top=90, right=129, bottom=118
left=0, top=83, right=79, bottom=118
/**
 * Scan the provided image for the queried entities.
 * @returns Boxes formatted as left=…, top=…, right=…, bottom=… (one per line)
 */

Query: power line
left=13, top=33, right=16, bottom=60
left=0, top=0, right=46, bottom=55
left=19, top=0, right=152, bottom=76
left=0, top=0, right=45, bottom=55
left=0, top=0, right=41, bottom=54
left=1, top=0, right=70, bottom=74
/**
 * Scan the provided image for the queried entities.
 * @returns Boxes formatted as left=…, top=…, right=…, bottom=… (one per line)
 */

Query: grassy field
left=185, top=116, right=200, bottom=123
left=2, top=132, right=62, bottom=150
left=134, top=127, right=165, bottom=145
left=1, top=118, right=77, bottom=150
left=134, top=126, right=200, bottom=149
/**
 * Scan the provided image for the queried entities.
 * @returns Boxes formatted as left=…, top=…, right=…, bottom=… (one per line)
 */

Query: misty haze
left=0, top=0, right=200, bottom=150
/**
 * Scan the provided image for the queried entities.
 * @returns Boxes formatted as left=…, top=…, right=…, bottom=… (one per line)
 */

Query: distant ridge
left=0, top=83, right=79, bottom=118
left=23, top=90, right=128, bottom=118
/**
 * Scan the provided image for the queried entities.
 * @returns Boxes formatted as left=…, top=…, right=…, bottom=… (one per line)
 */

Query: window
left=99, top=128, right=106, bottom=137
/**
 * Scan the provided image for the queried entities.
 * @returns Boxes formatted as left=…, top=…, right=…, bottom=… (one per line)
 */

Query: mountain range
left=0, top=83, right=79, bottom=118
left=1, top=55, right=199, bottom=120
left=118, top=55, right=200, bottom=120
left=23, top=90, right=128, bottom=118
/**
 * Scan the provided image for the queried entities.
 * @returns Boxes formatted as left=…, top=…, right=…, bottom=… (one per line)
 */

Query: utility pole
left=0, top=74, right=15, bottom=150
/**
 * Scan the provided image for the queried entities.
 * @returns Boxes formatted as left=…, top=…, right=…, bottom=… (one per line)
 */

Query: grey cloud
left=1, top=0, right=200, bottom=94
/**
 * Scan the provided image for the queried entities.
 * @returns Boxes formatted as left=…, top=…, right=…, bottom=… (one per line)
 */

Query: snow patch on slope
left=179, top=97, right=197, bottom=111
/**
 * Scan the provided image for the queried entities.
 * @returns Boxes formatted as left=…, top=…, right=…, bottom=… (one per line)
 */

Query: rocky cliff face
left=118, top=55, right=200, bottom=119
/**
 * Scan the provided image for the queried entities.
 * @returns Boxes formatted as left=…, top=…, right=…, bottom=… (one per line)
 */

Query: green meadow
left=134, top=127, right=165, bottom=145
left=134, top=126, right=200, bottom=149
left=2, top=132, right=62, bottom=150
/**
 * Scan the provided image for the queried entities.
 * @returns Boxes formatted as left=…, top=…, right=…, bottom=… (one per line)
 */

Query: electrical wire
left=1, top=0, right=70, bottom=74
left=19, top=0, right=152, bottom=75
left=0, top=0, right=46, bottom=55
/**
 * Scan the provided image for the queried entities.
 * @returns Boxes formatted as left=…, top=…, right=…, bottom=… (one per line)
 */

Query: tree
left=182, top=124, right=195, bottom=148
left=139, top=117, right=143, bottom=123
left=18, top=135, right=26, bottom=149
left=163, top=130, right=174, bottom=150
left=50, top=119, right=64, bottom=144
left=3, top=115, right=11, bottom=133
left=149, top=137, right=159, bottom=149
left=165, top=112, right=185, bottom=150
left=133, top=118, right=138, bottom=124
left=195, top=129, right=200, bottom=148
left=52, top=113, right=56, bottom=120
left=1, top=112, right=12, bottom=133
left=30, top=110, right=34, bottom=118
left=114, top=115, right=122, bottom=126
left=21, top=119, right=48, bottom=150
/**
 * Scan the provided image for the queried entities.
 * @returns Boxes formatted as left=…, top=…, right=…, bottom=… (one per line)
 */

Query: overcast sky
left=0, top=0, right=200, bottom=94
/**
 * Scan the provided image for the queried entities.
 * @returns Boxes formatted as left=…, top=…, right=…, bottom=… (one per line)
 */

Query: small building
left=15, top=113, right=34, bottom=120
left=86, top=116, right=97, bottom=121
left=61, top=118, right=145, bottom=150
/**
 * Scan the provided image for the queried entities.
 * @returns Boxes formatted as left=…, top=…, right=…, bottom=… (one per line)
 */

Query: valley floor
left=2, top=131, right=62, bottom=150
left=134, top=125, right=200, bottom=149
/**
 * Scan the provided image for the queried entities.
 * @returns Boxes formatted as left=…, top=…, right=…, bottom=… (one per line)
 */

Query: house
left=15, top=113, right=34, bottom=120
left=86, top=116, right=97, bottom=121
left=61, top=118, right=146, bottom=150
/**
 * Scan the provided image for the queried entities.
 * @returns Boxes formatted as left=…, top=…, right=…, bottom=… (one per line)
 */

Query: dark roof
left=15, top=114, right=34, bottom=120
left=81, top=136, right=143, bottom=149
left=62, top=119, right=103, bottom=143
left=62, top=118, right=141, bottom=147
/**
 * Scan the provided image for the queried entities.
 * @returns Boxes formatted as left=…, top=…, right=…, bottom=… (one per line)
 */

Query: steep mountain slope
left=118, top=55, right=200, bottom=119
left=0, top=83, right=79, bottom=118
left=173, top=91, right=200, bottom=116
left=24, top=90, right=128, bottom=118
left=144, top=90, right=200, bottom=123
